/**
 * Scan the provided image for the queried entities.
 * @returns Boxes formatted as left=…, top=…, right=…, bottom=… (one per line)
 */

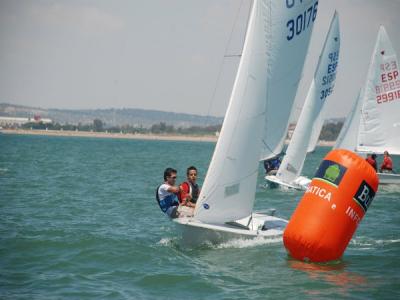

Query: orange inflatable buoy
left=283, top=149, right=379, bottom=262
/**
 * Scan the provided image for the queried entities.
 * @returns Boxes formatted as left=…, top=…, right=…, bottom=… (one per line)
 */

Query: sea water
left=0, top=134, right=399, bottom=299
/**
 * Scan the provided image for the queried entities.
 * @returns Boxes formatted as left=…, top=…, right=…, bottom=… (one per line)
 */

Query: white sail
left=276, top=12, right=340, bottom=184
left=194, top=0, right=318, bottom=223
left=307, top=110, right=324, bottom=153
left=259, top=1, right=318, bottom=161
left=334, top=89, right=363, bottom=150
left=357, top=26, right=400, bottom=155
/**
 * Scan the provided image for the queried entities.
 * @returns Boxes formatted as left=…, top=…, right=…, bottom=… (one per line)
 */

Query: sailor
left=365, top=153, right=377, bottom=171
left=156, top=168, right=181, bottom=218
left=179, top=166, right=200, bottom=210
left=380, top=151, right=393, bottom=173
left=264, top=156, right=281, bottom=175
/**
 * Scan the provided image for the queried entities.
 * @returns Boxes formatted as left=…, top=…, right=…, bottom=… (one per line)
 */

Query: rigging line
left=202, top=0, right=248, bottom=133
left=261, top=139, right=281, bottom=159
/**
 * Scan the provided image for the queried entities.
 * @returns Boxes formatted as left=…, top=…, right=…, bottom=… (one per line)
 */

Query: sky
left=1, top=0, right=400, bottom=120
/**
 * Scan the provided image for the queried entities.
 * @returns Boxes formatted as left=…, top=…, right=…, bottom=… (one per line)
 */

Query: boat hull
left=172, top=213, right=287, bottom=246
left=378, top=172, right=400, bottom=184
left=265, top=175, right=310, bottom=191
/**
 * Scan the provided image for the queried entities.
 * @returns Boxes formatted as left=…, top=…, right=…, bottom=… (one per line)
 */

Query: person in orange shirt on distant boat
left=366, top=153, right=377, bottom=171
left=380, top=151, right=393, bottom=173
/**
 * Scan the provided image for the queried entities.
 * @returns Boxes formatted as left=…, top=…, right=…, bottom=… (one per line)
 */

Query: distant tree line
left=318, top=122, right=343, bottom=141
left=20, top=119, right=222, bottom=136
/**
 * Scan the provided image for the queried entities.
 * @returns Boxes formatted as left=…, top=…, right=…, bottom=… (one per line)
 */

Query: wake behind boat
left=172, top=0, right=318, bottom=245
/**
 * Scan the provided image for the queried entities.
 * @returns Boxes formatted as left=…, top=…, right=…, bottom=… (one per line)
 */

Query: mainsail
left=334, top=89, right=364, bottom=150
left=357, top=26, right=400, bottom=155
left=307, top=110, right=324, bottom=153
left=276, top=12, right=340, bottom=184
left=336, top=26, right=400, bottom=155
left=259, top=1, right=318, bottom=161
left=194, top=0, right=318, bottom=223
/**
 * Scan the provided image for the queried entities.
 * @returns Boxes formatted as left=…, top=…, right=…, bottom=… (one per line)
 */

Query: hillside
left=0, top=103, right=223, bottom=128
left=1, top=103, right=345, bottom=140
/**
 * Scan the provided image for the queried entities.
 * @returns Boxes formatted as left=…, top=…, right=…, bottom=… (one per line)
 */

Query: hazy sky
left=1, top=0, right=399, bottom=119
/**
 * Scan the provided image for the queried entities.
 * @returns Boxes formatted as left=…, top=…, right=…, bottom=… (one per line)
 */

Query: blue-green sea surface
left=0, top=134, right=399, bottom=299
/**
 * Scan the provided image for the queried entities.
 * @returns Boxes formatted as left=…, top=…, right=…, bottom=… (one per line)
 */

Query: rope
left=202, top=0, right=248, bottom=133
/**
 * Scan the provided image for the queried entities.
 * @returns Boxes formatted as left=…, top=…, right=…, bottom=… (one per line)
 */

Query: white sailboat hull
left=173, top=213, right=287, bottom=246
left=265, top=175, right=311, bottom=191
left=378, top=172, right=400, bottom=185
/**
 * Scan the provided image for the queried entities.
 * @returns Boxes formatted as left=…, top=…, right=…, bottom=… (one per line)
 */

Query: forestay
left=357, top=26, right=400, bottom=155
left=276, top=12, right=340, bottom=184
left=194, top=0, right=318, bottom=224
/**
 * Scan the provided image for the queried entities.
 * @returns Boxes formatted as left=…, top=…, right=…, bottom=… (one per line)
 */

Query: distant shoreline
left=0, top=128, right=218, bottom=143
left=0, top=128, right=335, bottom=146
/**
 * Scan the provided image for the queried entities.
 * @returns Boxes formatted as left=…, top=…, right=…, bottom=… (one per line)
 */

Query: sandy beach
left=0, top=128, right=336, bottom=146
left=0, top=129, right=219, bottom=143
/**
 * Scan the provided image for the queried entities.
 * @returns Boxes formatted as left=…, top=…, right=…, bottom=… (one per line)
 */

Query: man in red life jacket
left=380, top=151, right=393, bottom=173
left=366, top=154, right=377, bottom=172
left=178, top=166, right=200, bottom=214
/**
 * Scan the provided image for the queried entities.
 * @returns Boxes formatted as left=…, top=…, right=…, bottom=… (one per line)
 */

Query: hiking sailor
left=156, top=168, right=181, bottom=218
left=178, top=166, right=200, bottom=211
left=263, top=156, right=282, bottom=175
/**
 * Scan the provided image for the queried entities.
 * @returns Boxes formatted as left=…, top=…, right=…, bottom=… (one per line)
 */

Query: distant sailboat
left=265, top=12, right=340, bottom=190
left=173, top=0, right=318, bottom=245
left=335, top=26, right=400, bottom=184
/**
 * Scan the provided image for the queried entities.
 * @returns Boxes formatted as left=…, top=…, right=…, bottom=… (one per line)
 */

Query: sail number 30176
left=286, top=1, right=318, bottom=41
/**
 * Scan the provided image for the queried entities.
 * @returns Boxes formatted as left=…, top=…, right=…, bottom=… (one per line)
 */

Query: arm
left=167, top=185, right=180, bottom=194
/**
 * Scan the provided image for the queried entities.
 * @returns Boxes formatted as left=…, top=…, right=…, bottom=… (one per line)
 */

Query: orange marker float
left=283, top=149, right=379, bottom=262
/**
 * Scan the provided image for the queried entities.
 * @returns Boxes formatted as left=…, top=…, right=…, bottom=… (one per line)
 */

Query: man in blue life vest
left=264, top=156, right=281, bottom=175
left=156, top=168, right=181, bottom=218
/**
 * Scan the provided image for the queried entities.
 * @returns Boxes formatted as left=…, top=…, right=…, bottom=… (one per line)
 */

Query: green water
left=0, top=134, right=399, bottom=299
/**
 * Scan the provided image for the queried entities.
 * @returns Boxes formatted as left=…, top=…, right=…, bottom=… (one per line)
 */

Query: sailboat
left=265, top=12, right=340, bottom=191
left=173, top=0, right=318, bottom=245
left=307, top=109, right=325, bottom=153
left=335, top=26, right=400, bottom=185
